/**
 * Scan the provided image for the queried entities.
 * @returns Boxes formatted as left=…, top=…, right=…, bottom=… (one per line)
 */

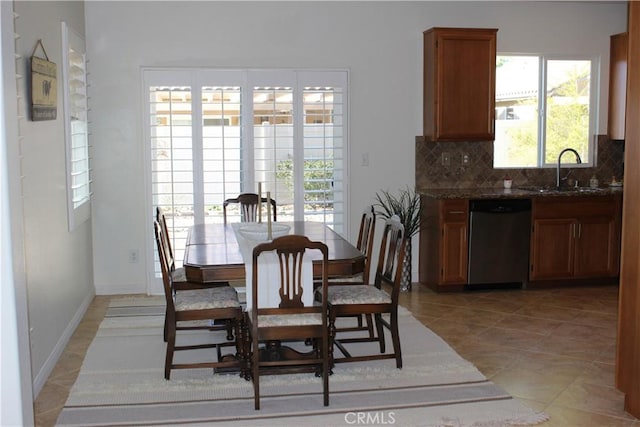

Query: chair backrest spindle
left=252, top=235, right=326, bottom=311
left=357, top=206, right=376, bottom=285
left=276, top=249, right=306, bottom=308
left=154, top=221, right=176, bottom=311
left=375, top=215, right=406, bottom=302
left=223, top=193, right=277, bottom=224
left=156, top=207, right=176, bottom=271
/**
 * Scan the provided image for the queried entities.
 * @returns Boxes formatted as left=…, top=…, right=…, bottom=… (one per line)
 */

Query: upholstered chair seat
left=253, top=312, right=323, bottom=327
left=175, top=287, right=240, bottom=311
left=170, top=267, right=187, bottom=283
left=326, top=285, right=391, bottom=305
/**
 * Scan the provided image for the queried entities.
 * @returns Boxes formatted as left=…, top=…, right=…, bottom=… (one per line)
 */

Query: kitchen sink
left=572, top=187, right=608, bottom=193
left=519, top=186, right=556, bottom=193
left=519, top=186, right=607, bottom=194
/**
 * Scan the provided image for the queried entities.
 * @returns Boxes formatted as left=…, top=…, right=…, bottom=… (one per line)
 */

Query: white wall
left=85, top=1, right=627, bottom=295
left=1, top=1, right=32, bottom=423
left=12, top=0, right=95, bottom=396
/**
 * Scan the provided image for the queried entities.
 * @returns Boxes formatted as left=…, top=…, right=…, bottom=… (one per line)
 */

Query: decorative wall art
left=30, top=39, right=57, bottom=121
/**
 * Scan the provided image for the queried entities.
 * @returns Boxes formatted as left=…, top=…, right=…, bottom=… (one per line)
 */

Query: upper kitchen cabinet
left=608, top=32, right=628, bottom=141
left=423, top=27, right=498, bottom=142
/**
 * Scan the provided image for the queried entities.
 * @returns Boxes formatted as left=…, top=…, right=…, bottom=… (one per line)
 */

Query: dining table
left=183, top=221, right=366, bottom=284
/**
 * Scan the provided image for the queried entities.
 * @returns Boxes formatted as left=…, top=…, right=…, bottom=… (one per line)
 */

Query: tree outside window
left=494, top=55, right=595, bottom=168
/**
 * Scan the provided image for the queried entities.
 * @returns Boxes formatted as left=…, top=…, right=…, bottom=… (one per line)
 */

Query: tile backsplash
left=415, top=135, right=624, bottom=190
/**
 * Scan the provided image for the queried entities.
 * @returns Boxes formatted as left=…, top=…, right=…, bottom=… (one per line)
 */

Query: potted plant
left=374, top=187, right=423, bottom=291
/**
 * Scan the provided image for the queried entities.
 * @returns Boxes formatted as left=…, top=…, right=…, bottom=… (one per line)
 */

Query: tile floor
left=34, top=284, right=639, bottom=426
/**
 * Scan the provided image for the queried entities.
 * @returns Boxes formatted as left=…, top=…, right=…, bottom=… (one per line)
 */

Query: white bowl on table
left=237, top=222, right=291, bottom=241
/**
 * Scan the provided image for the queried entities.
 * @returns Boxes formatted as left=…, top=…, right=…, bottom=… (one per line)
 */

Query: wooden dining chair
left=154, top=221, right=244, bottom=380
left=246, top=235, right=330, bottom=410
left=324, top=205, right=376, bottom=337
left=223, top=193, right=277, bottom=224
left=156, top=207, right=227, bottom=290
left=327, top=215, right=407, bottom=368
left=156, top=207, right=174, bottom=264
left=155, top=208, right=232, bottom=342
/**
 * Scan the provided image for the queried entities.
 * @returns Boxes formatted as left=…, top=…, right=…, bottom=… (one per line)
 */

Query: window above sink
left=494, top=55, right=598, bottom=170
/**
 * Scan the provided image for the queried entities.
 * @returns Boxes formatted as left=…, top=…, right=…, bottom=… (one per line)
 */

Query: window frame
left=61, top=22, right=91, bottom=231
left=494, top=53, right=599, bottom=169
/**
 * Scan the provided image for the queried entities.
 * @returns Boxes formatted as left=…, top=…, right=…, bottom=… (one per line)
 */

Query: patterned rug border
left=56, top=296, right=549, bottom=426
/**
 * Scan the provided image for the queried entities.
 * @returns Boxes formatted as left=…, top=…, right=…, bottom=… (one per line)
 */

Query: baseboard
left=465, top=282, right=524, bottom=291
left=94, top=281, right=146, bottom=295
left=32, top=291, right=94, bottom=397
left=527, top=277, right=619, bottom=289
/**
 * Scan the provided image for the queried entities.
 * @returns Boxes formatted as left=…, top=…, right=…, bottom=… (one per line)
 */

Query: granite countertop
left=419, top=186, right=623, bottom=200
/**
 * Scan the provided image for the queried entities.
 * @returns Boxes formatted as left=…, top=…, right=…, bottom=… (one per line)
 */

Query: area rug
left=56, top=296, right=548, bottom=426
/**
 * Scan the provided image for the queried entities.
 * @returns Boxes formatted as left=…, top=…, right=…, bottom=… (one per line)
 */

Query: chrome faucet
left=556, top=148, right=582, bottom=188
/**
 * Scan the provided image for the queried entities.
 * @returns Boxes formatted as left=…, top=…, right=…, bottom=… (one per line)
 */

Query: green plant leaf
left=374, top=186, right=423, bottom=237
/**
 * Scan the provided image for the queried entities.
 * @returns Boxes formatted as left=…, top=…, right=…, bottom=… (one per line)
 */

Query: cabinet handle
left=571, top=223, right=582, bottom=239
left=448, top=210, right=465, bottom=214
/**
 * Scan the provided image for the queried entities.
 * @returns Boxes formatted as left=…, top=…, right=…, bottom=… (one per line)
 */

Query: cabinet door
left=441, top=221, right=468, bottom=284
left=530, top=218, right=575, bottom=280
left=574, top=216, right=618, bottom=277
left=424, top=28, right=497, bottom=141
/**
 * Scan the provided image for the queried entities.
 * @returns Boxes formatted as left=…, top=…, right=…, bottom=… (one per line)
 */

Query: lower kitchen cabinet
left=530, top=218, right=575, bottom=279
left=441, top=219, right=468, bottom=284
left=419, top=193, right=622, bottom=292
left=530, top=195, right=622, bottom=281
left=419, top=198, right=468, bottom=291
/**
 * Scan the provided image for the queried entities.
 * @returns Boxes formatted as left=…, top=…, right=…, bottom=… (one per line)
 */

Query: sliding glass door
left=144, top=69, right=348, bottom=284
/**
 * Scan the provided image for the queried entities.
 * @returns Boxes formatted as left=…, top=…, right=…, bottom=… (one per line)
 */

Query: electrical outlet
left=129, top=249, right=139, bottom=263
left=462, top=153, right=470, bottom=165
left=441, top=152, right=451, bottom=166
left=361, top=152, right=369, bottom=167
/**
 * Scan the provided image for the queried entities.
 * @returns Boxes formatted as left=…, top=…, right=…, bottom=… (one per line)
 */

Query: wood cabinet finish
left=530, top=218, right=575, bottom=280
left=420, top=194, right=622, bottom=293
left=441, top=220, right=468, bottom=284
left=419, top=198, right=468, bottom=291
left=616, top=1, right=640, bottom=417
left=609, top=32, right=628, bottom=140
left=530, top=196, right=621, bottom=281
left=423, top=27, right=497, bottom=141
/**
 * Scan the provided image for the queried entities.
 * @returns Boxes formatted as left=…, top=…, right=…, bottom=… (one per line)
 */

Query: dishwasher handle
left=469, top=199, right=531, bottom=214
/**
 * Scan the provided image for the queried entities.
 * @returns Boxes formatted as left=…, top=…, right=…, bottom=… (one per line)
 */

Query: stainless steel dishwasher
left=467, top=198, right=531, bottom=289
